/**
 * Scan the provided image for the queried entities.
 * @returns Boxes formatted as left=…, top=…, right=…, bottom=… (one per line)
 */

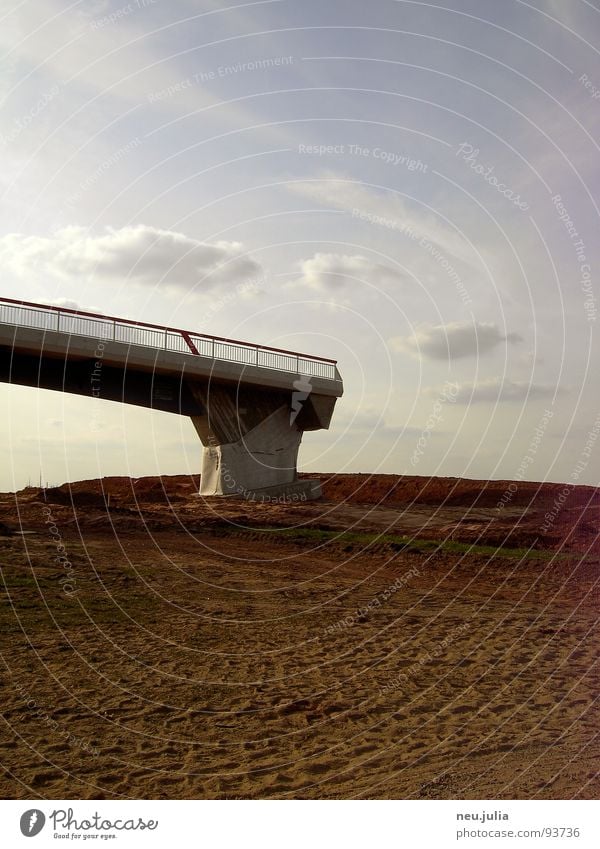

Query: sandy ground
left=0, top=473, right=598, bottom=799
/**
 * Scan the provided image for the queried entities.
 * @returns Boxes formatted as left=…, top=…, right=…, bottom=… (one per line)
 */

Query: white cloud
left=428, top=377, right=561, bottom=404
left=296, top=251, right=405, bottom=291
left=390, top=321, right=522, bottom=360
left=47, top=297, right=82, bottom=311
left=334, top=409, right=423, bottom=437
left=0, top=225, right=262, bottom=292
left=289, top=171, right=475, bottom=266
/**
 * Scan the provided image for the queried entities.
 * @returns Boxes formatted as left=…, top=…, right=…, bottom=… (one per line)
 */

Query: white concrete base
left=199, top=404, right=303, bottom=496
left=208, top=478, right=322, bottom=503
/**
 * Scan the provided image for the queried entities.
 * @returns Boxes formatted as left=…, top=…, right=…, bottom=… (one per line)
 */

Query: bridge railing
left=0, top=298, right=338, bottom=380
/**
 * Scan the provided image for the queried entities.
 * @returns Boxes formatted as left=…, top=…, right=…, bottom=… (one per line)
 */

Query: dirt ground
left=0, top=472, right=598, bottom=799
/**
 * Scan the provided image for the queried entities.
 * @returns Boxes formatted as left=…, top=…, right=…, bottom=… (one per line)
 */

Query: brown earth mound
left=0, top=470, right=598, bottom=800
left=10, top=472, right=595, bottom=555
left=316, top=472, right=600, bottom=510
left=20, top=470, right=599, bottom=511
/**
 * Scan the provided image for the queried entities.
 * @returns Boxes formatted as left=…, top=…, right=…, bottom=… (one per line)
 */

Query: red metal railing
left=0, top=296, right=338, bottom=380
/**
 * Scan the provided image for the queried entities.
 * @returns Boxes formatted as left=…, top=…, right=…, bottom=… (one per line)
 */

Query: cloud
left=0, top=225, right=262, bottom=292
left=289, top=171, right=475, bottom=265
left=333, top=409, right=435, bottom=437
left=296, top=252, right=405, bottom=290
left=427, top=377, right=561, bottom=404
left=47, top=297, right=82, bottom=311
left=390, top=321, right=522, bottom=360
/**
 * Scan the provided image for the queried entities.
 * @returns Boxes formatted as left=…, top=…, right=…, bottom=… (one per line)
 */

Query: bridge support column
left=190, top=384, right=322, bottom=500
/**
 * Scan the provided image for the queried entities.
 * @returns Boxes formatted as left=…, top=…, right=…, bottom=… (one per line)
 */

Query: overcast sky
left=1, top=0, right=599, bottom=490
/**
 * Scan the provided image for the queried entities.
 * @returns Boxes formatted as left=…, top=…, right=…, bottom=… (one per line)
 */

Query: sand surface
left=0, top=473, right=598, bottom=799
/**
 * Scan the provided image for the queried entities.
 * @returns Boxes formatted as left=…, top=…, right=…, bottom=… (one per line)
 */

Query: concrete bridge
left=0, top=296, right=343, bottom=500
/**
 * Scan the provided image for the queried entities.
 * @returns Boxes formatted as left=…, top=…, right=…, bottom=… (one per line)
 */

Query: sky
left=1, top=0, right=599, bottom=490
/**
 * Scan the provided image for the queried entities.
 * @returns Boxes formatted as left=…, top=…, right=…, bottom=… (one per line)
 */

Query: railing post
left=113, top=320, right=116, bottom=341
left=56, top=310, right=60, bottom=332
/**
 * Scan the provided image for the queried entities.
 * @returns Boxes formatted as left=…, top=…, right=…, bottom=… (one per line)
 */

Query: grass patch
left=0, top=560, right=163, bottom=635
left=247, top=526, right=552, bottom=559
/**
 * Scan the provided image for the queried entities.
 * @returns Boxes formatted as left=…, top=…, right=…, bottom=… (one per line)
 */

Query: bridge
left=0, top=296, right=343, bottom=500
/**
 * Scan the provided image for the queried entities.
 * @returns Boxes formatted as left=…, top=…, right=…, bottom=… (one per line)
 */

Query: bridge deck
left=0, top=296, right=343, bottom=396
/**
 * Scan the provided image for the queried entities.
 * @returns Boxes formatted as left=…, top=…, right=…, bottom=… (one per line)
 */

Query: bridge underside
left=0, top=327, right=341, bottom=501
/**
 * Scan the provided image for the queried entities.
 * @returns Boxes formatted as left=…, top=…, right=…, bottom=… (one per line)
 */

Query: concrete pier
left=189, top=381, right=337, bottom=497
